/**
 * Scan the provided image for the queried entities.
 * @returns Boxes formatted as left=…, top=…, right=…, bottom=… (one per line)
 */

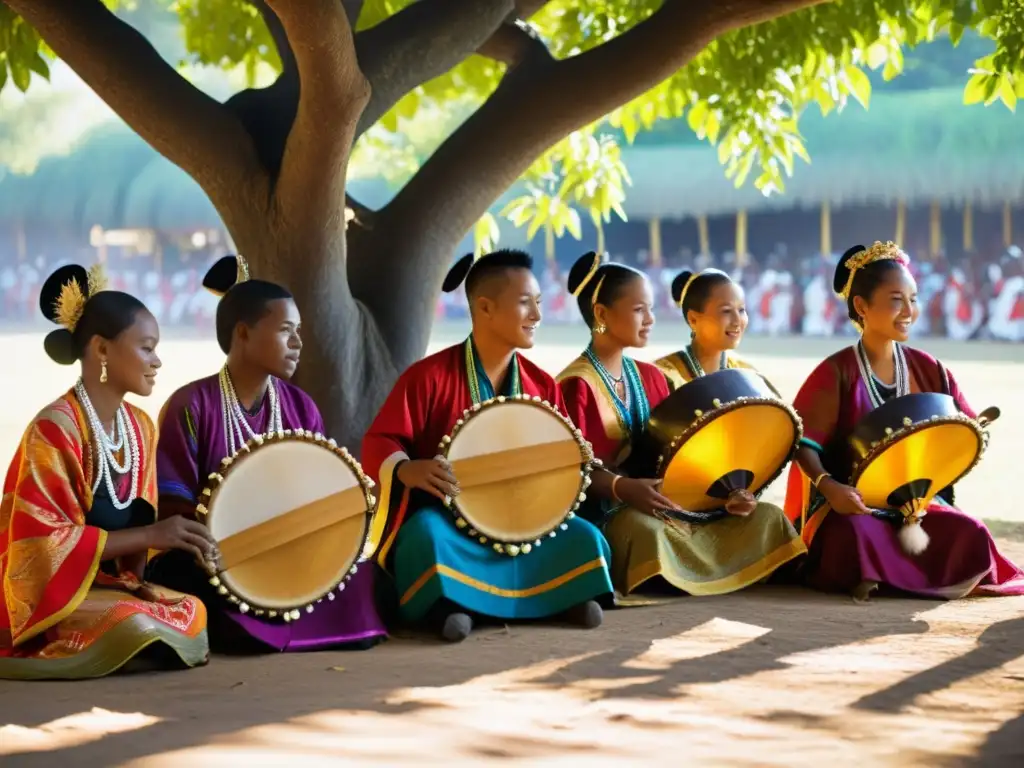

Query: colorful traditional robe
left=784, top=344, right=1024, bottom=598
left=560, top=353, right=805, bottom=596
left=0, top=393, right=208, bottom=680
left=361, top=339, right=614, bottom=622
left=151, top=373, right=387, bottom=651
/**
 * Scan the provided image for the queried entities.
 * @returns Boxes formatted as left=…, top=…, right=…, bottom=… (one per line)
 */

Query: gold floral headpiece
left=54, top=263, right=109, bottom=332
left=838, top=241, right=909, bottom=300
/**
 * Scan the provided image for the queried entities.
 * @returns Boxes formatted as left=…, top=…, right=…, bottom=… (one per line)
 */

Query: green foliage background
left=1, top=0, right=1022, bottom=253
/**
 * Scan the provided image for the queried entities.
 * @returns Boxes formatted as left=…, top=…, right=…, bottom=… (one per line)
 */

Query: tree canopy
left=1, top=0, right=1021, bottom=254
left=2, top=0, right=1022, bottom=447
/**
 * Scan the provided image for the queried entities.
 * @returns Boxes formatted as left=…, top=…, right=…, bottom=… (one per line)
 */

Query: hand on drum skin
left=819, top=478, right=871, bottom=516
left=146, top=516, right=220, bottom=563
left=617, top=478, right=683, bottom=517
left=396, top=458, right=460, bottom=501
left=725, top=489, right=757, bottom=517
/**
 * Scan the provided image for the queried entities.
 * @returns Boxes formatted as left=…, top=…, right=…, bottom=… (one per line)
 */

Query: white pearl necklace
left=74, top=379, right=139, bottom=510
left=855, top=339, right=909, bottom=409
left=218, top=366, right=283, bottom=456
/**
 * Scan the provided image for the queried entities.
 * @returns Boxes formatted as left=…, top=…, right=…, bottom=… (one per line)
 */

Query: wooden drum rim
left=849, top=413, right=988, bottom=490
left=653, top=395, right=803, bottom=506
left=194, top=429, right=377, bottom=622
left=437, top=394, right=598, bottom=557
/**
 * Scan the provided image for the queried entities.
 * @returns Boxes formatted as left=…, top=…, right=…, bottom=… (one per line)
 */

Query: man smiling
left=361, top=249, right=614, bottom=643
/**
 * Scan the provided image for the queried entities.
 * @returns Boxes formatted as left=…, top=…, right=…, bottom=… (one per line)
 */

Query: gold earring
left=100, top=360, right=108, bottom=384
left=594, top=323, right=606, bottom=335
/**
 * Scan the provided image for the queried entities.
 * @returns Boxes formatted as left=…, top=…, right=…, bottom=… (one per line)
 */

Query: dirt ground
left=0, top=328, right=1022, bottom=766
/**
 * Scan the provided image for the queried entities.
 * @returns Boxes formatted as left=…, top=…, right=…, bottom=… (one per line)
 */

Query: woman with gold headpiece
left=0, top=265, right=213, bottom=679
left=149, top=255, right=388, bottom=651
left=785, top=243, right=1024, bottom=600
left=558, top=254, right=805, bottom=596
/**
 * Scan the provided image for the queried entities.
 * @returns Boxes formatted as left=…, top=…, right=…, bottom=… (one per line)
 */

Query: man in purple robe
left=149, top=255, right=387, bottom=652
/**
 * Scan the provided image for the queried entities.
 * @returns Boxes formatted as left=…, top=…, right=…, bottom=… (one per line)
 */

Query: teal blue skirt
left=394, top=507, right=613, bottom=622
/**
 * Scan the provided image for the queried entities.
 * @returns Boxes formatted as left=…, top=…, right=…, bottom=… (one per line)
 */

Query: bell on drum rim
left=848, top=392, right=994, bottom=555
left=438, top=394, right=596, bottom=556
left=197, top=430, right=378, bottom=621
left=625, top=368, right=802, bottom=524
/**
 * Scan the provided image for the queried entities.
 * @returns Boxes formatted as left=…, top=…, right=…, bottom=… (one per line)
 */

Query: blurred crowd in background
left=3, top=241, right=1022, bottom=343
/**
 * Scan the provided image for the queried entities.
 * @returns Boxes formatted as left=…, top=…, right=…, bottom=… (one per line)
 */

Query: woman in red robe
left=785, top=242, right=1024, bottom=600
left=0, top=264, right=215, bottom=679
left=557, top=253, right=803, bottom=596
left=361, top=250, right=614, bottom=642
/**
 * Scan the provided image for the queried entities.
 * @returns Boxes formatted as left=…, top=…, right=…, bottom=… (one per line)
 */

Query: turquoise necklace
left=464, top=337, right=521, bottom=405
left=680, top=343, right=727, bottom=378
left=583, top=343, right=650, bottom=441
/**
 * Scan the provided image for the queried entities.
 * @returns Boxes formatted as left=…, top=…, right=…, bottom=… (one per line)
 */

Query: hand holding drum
left=725, top=489, right=757, bottom=517
left=818, top=477, right=871, bottom=516
left=148, top=516, right=221, bottom=565
left=397, top=456, right=460, bottom=501
left=616, top=477, right=683, bottom=518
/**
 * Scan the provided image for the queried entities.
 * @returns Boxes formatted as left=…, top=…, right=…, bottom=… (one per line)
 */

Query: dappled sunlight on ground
left=0, top=709, right=161, bottom=756
left=1, top=329, right=1023, bottom=765
left=112, top=594, right=1024, bottom=767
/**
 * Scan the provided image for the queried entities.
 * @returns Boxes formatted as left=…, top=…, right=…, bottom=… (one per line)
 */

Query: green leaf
left=964, top=72, right=991, bottom=105
left=998, top=75, right=1017, bottom=111
left=844, top=65, right=871, bottom=108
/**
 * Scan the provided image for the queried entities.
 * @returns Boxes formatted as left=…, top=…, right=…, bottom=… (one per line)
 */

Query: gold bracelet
left=611, top=474, right=622, bottom=502
left=812, top=472, right=830, bottom=489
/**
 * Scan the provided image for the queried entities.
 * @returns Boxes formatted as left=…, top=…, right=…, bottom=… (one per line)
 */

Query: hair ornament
left=838, top=241, right=909, bottom=300
left=442, top=254, right=475, bottom=294
left=571, top=251, right=605, bottom=299
left=54, top=262, right=109, bottom=332
left=203, top=254, right=251, bottom=298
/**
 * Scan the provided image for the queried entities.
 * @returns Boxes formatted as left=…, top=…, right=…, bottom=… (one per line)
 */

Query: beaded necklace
left=679, top=343, right=727, bottom=379
left=583, top=343, right=650, bottom=442
left=854, top=339, right=909, bottom=409
left=464, top=337, right=521, bottom=405
left=219, top=366, right=283, bottom=456
left=74, top=379, right=140, bottom=510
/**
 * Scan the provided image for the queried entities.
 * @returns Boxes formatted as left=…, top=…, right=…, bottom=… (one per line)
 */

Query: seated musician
left=1, top=264, right=213, bottom=680
left=361, top=249, right=614, bottom=643
left=557, top=254, right=804, bottom=597
left=785, top=242, right=1024, bottom=600
left=149, top=255, right=388, bottom=651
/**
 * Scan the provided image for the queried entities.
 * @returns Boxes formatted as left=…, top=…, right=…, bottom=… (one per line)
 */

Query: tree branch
left=5, top=0, right=266, bottom=203
left=370, top=0, right=830, bottom=363
left=252, top=0, right=296, bottom=77
left=354, top=0, right=515, bottom=136
left=476, top=17, right=551, bottom=67
left=264, top=0, right=369, bottom=234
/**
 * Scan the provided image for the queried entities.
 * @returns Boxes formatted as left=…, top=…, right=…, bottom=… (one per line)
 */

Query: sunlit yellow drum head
left=661, top=401, right=800, bottom=511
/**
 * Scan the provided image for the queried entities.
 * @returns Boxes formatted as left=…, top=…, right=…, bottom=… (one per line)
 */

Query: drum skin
left=440, top=395, right=593, bottom=556
left=848, top=393, right=986, bottom=519
left=626, top=369, right=802, bottom=520
left=198, top=432, right=375, bottom=619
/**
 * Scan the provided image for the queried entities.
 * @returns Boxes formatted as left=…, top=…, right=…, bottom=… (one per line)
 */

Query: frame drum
left=439, top=395, right=594, bottom=556
left=627, top=368, right=802, bottom=523
left=848, top=393, right=993, bottom=524
left=197, top=431, right=377, bottom=621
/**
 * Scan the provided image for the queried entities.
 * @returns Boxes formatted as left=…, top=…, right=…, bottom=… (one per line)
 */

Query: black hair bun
left=44, top=328, right=78, bottom=365
left=39, top=264, right=89, bottom=323
left=203, top=255, right=243, bottom=297
left=567, top=251, right=601, bottom=295
left=671, top=270, right=694, bottom=306
left=834, top=245, right=865, bottom=294
left=442, top=254, right=474, bottom=294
